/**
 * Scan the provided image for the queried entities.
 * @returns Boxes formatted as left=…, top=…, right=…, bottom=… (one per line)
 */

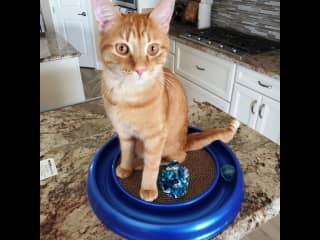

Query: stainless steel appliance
left=180, top=27, right=280, bottom=59
left=113, top=0, right=160, bottom=13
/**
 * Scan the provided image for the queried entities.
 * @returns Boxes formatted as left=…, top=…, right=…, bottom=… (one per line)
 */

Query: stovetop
left=179, top=27, right=280, bottom=59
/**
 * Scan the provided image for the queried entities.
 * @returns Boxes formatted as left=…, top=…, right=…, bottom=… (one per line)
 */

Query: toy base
left=88, top=126, right=244, bottom=240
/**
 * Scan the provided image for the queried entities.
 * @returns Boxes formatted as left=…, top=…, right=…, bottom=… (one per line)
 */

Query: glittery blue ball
left=158, top=160, right=190, bottom=198
left=221, top=164, right=236, bottom=182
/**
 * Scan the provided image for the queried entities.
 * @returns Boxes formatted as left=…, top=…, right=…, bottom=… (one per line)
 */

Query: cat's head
left=94, top=0, right=175, bottom=84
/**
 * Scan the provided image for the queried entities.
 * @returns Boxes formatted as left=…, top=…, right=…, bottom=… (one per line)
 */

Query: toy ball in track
left=159, top=160, right=190, bottom=198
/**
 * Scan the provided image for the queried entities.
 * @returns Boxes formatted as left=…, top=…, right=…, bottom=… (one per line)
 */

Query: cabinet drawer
left=177, top=75, right=230, bottom=113
left=236, top=66, right=280, bottom=102
left=164, top=53, right=175, bottom=72
left=169, top=38, right=175, bottom=54
left=175, top=42, right=236, bottom=102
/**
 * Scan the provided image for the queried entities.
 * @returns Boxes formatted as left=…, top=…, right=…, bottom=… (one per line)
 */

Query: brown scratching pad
left=119, top=149, right=216, bottom=204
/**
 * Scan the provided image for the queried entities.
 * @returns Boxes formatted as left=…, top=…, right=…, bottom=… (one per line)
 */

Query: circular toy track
left=88, top=126, right=244, bottom=240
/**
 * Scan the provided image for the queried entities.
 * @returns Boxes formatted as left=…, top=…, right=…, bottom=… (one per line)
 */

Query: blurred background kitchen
left=40, top=0, right=279, bottom=239
left=40, top=0, right=280, bottom=148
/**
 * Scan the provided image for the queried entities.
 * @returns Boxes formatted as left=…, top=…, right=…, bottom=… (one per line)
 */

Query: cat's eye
left=147, top=43, right=160, bottom=56
left=115, top=43, right=129, bottom=55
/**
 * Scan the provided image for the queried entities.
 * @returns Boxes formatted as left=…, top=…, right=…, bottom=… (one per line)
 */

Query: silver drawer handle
left=258, top=81, right=272, bottom=89
left=196, top=65, right=205, bottom=71
left=259, top=104, right=265, bottom=118
left=77, top=11, right=86, bottom=16
left=251, top=100, right=257, bottom=114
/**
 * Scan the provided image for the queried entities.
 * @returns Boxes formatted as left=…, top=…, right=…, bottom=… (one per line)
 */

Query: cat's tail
left=185, top=119, right=240, bottom=151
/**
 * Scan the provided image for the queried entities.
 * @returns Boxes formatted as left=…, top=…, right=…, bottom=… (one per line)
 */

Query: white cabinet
left=255, top=97, right=280, bottom=144
left=165, top=39, right=230, bottom=112
left=165, top=53, right=175, bottom=72
left=236, top=66, right=280, bottom=102
left=164, top=38, right=175, bottom=72
left=175, top=42, right=236, bottom=102
left=230, top=83, right=262, bottom=128
left=167, top=38, right=280, bottom=144
left=177, top=75, right=230, bottom=112
left=40, top=57, right=85, bottom=112
left=169, top=38, right=175, bottom=54
left=230, top=66, right=280, bottom=144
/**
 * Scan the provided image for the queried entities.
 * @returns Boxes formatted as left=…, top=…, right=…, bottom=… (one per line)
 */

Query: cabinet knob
left=77, top=11, right=86, bottom=16
left=251, top=100, right=257, bottom=114
left=258, top=104, right=266, bottom=118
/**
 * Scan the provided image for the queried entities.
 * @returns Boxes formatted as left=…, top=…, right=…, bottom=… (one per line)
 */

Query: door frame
left=49, top=0, right=100, bottom=69
left=86, top=0, right=100, bottom=69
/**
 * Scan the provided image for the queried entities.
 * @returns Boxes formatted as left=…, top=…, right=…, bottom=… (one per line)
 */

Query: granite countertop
left=169, top=21, right=280, bottom=80
left=40, top=32, right=81, bottom=63
left=40, top=99, right=280, bottom=240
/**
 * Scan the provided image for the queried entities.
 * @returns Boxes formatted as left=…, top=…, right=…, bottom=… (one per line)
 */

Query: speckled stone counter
left=169, top=22, right=280, bottom=80
left=40, top=32, right=81, bottom=62
left=40, top=99, right=280, bottom=240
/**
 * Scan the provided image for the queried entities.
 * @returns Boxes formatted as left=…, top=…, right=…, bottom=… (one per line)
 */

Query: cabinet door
left=255, top=96, right=280, bottom=144
left=164, top=53, right=175, bottom=73
left=230, top=83, right=262, bottom=128
left=177, top=75, right=230, bottom=112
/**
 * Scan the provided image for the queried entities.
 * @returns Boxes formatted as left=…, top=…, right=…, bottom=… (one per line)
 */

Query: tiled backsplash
left=177, top=0, right=280, bottom=41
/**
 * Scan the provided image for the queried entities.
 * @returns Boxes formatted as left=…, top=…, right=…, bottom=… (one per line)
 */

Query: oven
left=113, top=0, right=136, bottom=10
left=113, top=0, right=160, bottom=13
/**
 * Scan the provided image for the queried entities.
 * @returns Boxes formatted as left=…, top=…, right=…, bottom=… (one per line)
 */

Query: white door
left=230, top=83, right=262, bottom=128
left=255, top=96, right=280, bottom=144
left=50, top=0, right=97, bottom=68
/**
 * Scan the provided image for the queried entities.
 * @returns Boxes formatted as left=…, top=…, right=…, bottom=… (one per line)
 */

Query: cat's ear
left=94, top=0, right=120, bottom=32
left=149, top=0, right=175, bottom=33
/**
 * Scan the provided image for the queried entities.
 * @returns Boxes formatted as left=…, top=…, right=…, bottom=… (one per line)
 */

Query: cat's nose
left=135, top=68, right=146, bottom=78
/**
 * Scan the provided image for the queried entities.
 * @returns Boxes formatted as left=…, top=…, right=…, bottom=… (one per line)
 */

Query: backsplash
left=176, top=0, right=280, bottom=41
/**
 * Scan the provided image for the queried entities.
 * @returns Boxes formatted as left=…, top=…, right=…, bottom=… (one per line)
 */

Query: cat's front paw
left=116, top=165, right=133, bottom=179
left=140, top=188, right=158, bottom=202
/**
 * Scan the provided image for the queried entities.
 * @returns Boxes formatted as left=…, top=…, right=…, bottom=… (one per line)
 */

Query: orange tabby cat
left=94, top=0, right=240, bottom=202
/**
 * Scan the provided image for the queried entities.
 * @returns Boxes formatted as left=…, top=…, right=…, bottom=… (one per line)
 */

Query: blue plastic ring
left=88, top=126, right=244, bottom=240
